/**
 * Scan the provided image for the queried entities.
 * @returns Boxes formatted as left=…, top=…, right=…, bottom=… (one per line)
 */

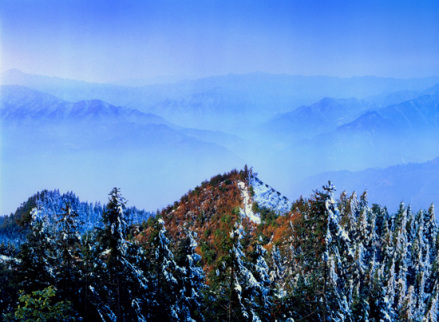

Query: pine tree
left=174, top=231, right=205, bottom=321
left=146, top=216, right=188, bottom=321
left=288, top=190, right=328, bottom=320
left=250, top=244, right=273, bottom=320
left=99, top=188, right=128, bottom=319
left=351, top=281, right=369, bottom=321
left=225, top=226, right=269, bottom=321
left=0, top=257, right=18, bottom=317
left=79, top=230, right=103, bottom=321
left=424, top=288, right=439, bottom=321
left=16, top=207, right=57, bottom=293
left=301, top=183, right=355, bottom=320
left=369, top=268, right=393, bottom=321
left=54, top=204, right=82, bottom=315
left=92, top=188, right=151, bottom=321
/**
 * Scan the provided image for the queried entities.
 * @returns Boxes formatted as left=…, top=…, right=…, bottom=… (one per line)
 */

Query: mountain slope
left=378, top=94, right=439, bottom=130
left=142, top=167, right=439, bottom=320
left=158, top=168, right=291, bottom=239
left=263, top=97, right=374, bottom=140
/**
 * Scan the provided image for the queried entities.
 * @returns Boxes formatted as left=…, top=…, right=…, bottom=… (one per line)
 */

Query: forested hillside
left=1, top=168, right=438, bottom=321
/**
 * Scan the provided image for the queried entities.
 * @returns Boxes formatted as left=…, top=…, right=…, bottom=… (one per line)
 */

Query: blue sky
left=1, top=0, right=439, bottom=83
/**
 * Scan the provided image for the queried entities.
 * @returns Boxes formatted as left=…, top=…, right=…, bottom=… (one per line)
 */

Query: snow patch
left=250, top=176, right=292, bottom=215
left=237, top=176, right=292, bottom=224
left=0, top=254, right=11, bottom=262
left=238, top=181, right=261, bottom=224
left=0, top=254, right=20, bottom=264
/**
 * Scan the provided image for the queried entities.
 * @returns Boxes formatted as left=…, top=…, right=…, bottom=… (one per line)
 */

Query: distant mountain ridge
left=4, top=69, right=439, bottom=100
left=0, top=85, right=169, bottom=126
left=4, top=69, right=439, bottom=131
left=0, top=85, right=244, bottom=215
left=0, top=85, right=244, bottom=153
left=292, top=157, right=439, bottom=213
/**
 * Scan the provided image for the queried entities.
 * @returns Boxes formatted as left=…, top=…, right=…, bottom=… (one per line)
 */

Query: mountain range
left=263, top=83, right=439, bottom=196
left=4, top=69, right=439, bottom=132
left=2, top=70, right=439, bottom=216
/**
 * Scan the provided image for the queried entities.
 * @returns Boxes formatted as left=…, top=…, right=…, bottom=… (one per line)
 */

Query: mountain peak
left=160, top=168, right=291, bottom=241
left=70, top=99, right=115, bottom=116
left=337, top=110, right=394, bottom=132
left=0, top=85, right=68, bottom=120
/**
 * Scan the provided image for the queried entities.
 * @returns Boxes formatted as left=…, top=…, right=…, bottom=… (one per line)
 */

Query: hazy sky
left=1, top=0, right=439, bottom=83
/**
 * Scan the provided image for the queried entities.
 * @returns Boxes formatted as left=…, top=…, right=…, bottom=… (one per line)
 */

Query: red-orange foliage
left=136, top=169, right=254, bottom=274
left=134, top=167, right=305, bottom=282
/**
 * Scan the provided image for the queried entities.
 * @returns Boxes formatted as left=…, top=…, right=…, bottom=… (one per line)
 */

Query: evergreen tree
left=288, top=182, right=353, bottom=321
left=78, top=230, right=103, bottom=321
left=250, top=244, right=273, bottom=320
left=16, top=207, right=57, bottom=293
left=175, top=231, right=206, bottom=321
left=288, top=190, right=328, bottom=320
left=368, top=268, right=393, bottom=321
left=0, top=258, right=18, bottom=317
left=54, top=204, right=82, bottom=316
left=93, top=188, right=151, bottom=321
left=145, top=215, right=193, bottom=321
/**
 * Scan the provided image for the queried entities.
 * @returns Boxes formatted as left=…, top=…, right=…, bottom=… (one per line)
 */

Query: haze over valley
left=2, top=69, right=439, bottom=215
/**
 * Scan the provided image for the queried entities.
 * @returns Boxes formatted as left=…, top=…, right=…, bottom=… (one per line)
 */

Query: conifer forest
left=1, top=168, right=438, bottom=321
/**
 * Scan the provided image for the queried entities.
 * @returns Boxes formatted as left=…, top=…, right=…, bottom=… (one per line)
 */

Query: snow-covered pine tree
left=53, top=204, right=83, bottom=318
left=248, top=243, right=273, bottom=321
left=324, top=182, right=354, bottom=321
left=350, top=280, right=369, bottom=321
left=146, top=216, right=189, bottom=321
left=226, top=225, right=270, bottom=321
left=392, top=204, right=410, bottom=314
left=79, top=229, right=104, bottom=321
left=0, top=248, right=17, bottom=315
left=92, top=188, right=151, bottom=321
left=16, top=207, right=57, bottom=293
left=280, top=183, right=350, bottom=321
left=174, top=230, right=206, bottom=322
left=425, top=205, right=438, bottom=253
left=424, top=288, right=439, bottom=321
left=268, top=244, right=286, bottom=289
left=98, top=188, right=128, bottom=319
left=286, top=192, right=327, bottom=320
left=368, top=267, right=393, bottom=321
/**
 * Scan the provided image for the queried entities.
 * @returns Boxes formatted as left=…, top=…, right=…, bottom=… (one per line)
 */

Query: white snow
left=0, top=254, right=11, bottom=262
left=0, top=254, right=20, bottom=264
left=238, top=181, right=261, bottom=224
left=238, top=177, right=292, bottom=224
left=250, top=177, right=292, bottom=215
left=237, top=176, right=293, bottom=224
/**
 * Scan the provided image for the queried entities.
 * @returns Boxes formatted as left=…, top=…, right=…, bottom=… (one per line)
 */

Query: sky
left=1, top=0, right=439, bottom=83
